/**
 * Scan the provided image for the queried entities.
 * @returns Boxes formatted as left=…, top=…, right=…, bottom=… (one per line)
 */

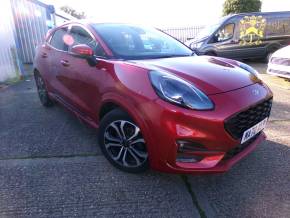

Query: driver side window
left=213, top=23, right=235, bottom=43
left=69, top=26, right=106, bottom=57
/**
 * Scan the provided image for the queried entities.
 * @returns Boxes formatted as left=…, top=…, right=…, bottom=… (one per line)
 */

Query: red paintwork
left=34, top=22, right=273, bottom=174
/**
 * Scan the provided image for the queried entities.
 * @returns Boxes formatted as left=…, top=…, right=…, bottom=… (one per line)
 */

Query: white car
left=267, top=45, right=290, bottom=79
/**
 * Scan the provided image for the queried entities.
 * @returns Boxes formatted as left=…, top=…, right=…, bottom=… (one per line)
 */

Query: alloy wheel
left=104, top=120, right=148, bottom=168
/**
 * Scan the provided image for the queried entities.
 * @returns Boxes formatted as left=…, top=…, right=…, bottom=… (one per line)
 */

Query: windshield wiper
left=152, top=54, right=193, bottom=59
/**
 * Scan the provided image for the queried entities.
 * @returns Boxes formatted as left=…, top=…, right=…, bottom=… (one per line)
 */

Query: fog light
left=177, top=140, right=207, bottom=152
left=176, top=140, right=206, bottom=163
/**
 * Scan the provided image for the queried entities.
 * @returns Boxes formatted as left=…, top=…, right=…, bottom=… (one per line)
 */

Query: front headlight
left=149, top=70, right=214, bottom=110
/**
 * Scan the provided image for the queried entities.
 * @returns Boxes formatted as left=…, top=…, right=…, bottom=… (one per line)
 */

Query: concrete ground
left=0, top=81, right=199, bottom=217
left=0, top=62, right=289, bottom=218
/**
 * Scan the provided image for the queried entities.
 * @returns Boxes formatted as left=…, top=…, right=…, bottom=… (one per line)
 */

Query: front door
left=56, top=25, right=108, bottom=121
left=210, top=23, right=244, bottom=59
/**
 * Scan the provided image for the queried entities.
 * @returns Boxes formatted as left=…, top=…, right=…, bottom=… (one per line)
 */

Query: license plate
left=241, top=118, right=268, bottom=144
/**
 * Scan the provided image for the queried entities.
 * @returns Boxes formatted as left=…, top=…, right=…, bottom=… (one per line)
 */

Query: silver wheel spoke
left=104, top=132, right=121, bottom=143
left=127, top=126, right=140, bottom=141
left=120, top=121, right=127, bottom=139
left=130, top=147, right=148, bottom=159
left=122, top=148, right=129, bottom=166
left=128, top=148, right=141, bottom=166
left=110, top=123, right=123, bottom=140
left=129, top=138, right=145, bottom=145
left=105, top=143, right=122, bottom=149
left=113, top=146, right=124, bottom=161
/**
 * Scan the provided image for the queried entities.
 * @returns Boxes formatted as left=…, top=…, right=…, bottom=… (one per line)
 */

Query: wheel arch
left=98, top=95, right=155, bottom=165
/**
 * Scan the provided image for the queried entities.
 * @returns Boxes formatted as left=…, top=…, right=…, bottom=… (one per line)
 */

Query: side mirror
left=70, top=44, right=97, bottom=66
left=71, top=44, right=94, bottom=58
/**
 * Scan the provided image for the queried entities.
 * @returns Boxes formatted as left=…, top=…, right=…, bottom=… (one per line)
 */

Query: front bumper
left=267, top=63, right=290, bottom=79
left=141, top=83, right=272, bottom=174
left=166, top=132, right=266, bottom=174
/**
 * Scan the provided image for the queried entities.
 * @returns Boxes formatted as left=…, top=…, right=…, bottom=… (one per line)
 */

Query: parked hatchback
left=267, top=45, right=290, bottom=79
left=34, top=22, right=273, bottom=174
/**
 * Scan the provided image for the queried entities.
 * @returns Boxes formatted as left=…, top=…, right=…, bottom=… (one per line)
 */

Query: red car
left=33, top=22, right=273, bottom=174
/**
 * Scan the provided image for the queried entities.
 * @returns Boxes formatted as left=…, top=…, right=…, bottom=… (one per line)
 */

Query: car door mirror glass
left=71, top=44, right=94, bottom=58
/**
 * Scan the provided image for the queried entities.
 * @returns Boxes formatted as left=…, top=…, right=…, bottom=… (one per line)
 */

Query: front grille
left=270, top=57, right=290, bottom=66
left=223, top=134, right=260, bottom=160
left=225, top=98, right=272, bottom=140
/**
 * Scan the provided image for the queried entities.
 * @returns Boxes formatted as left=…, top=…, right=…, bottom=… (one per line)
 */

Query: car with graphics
left=186, top=11, right=290, bottom=61
left=33, top=22, right=273, bottom=174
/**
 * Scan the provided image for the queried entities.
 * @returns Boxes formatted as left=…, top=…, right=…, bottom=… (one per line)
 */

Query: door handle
left=41, top=52, right=48, bottom=58
left=60, top=60, right=70, bottom=67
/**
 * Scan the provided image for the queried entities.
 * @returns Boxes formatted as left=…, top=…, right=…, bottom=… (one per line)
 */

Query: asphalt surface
left=0, top=63, right=289, bottom=218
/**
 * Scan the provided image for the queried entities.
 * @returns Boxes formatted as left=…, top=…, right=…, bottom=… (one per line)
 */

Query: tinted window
left=50, top=27, right=68, bottom=51
left=93, top=24, right=192, bottom=59
left=215, top=23, right=234, bottom=42
left=265, top=16, right=290, bottom=36
left=69, top=26, right=106, bottom=57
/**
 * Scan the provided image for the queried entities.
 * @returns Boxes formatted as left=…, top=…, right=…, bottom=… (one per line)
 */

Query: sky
left=44, top=0, right=290, bottom=28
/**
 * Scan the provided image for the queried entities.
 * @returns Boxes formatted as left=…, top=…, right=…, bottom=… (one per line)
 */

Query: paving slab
left=0, top=78, right=200, bottom=218
left=0, top=79, right=99, bottom=159
left=0, top=156, right=199, bottom=218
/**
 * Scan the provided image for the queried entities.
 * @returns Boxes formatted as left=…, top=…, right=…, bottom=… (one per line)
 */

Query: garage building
left=0, top=0, right=70, bottom=82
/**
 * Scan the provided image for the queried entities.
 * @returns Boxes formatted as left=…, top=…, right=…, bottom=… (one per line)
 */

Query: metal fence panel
left=162, top=26, right=204, bottom=42
left=0, top=0, right=21, bottom=82
left=10, top=0, right=48, bottom=63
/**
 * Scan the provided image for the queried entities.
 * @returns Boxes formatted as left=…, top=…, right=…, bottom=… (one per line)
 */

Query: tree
left=60, top=5, right=86, bottom=19
left=223, top=0, right=262, bottom=16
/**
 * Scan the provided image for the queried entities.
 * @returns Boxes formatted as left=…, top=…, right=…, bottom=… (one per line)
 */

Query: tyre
left=98, top=108, right=149, bottom=173
left=34, top=72, right=54, bottom=107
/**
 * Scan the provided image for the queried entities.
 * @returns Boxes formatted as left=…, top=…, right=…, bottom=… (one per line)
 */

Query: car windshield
left=195, top=16, right=229, bottom=40
left=195, top=23, right=220, bottom=40
left=92, top=24, right=192, bottom=59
